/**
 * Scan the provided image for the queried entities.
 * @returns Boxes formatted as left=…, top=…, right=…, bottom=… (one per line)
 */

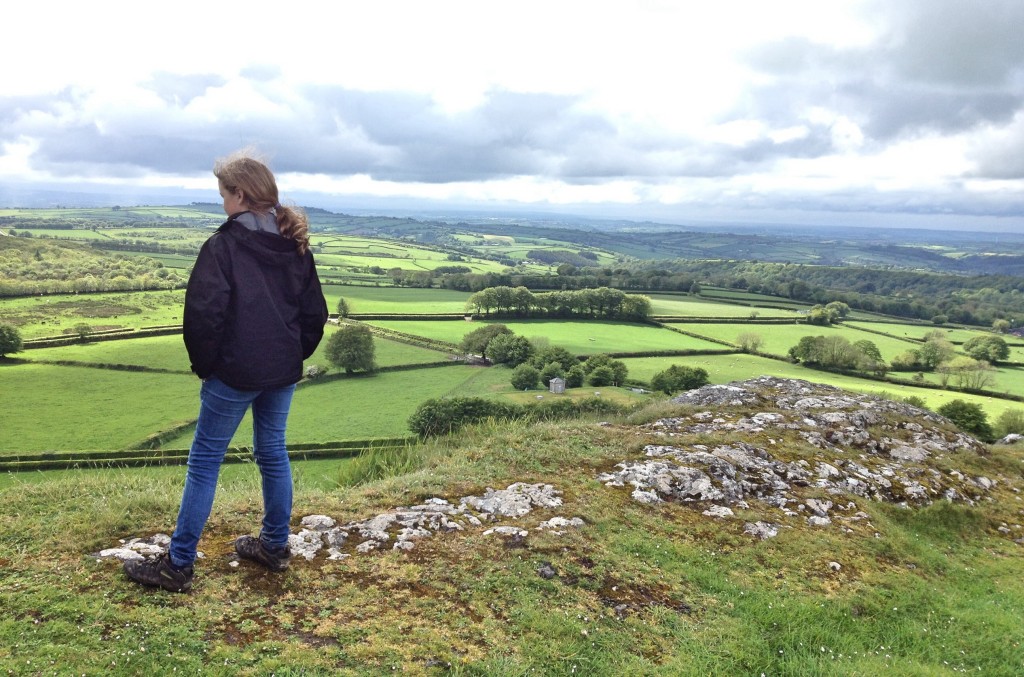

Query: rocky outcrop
left=599, top=377, right=1010, bottom=539
left=96, top=377, right=1021, bottom=565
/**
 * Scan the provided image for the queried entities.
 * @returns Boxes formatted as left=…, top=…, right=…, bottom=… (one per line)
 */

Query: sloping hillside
left=3, top=378, right=1023, bottom=674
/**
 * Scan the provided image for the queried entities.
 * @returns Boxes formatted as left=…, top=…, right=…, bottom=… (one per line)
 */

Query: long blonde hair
left=213, top=152, right=310, bottom=254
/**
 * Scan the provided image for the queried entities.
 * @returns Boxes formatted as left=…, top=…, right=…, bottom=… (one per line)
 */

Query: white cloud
left=0, top=0, right=1021, bottom=227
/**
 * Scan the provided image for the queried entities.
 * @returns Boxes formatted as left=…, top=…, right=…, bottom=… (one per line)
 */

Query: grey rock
left=289, top=529, right=325, bottom=561
left=301, top=515, right=336, bottom=531
left=702, top=505, right=734, bottom=518
left=744, top=521, right=780, bottom=540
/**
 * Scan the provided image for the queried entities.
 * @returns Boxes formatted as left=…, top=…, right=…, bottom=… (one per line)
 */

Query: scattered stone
left=537, top=516, right=585, bottom=532
left=483, top=526, right=529, bottom=537
left=537, top=562, right=558, bottom=579
left=807, top=516, right=832, bottom=527
left=828, top=561, right=842, bottom=571
left=805, top=499, right=833, bottom=517
left=289, top=529, right=325, bottom=561
left=997, top=433, right=1023, bottom=445
left=702, top=505, right=734, bottom=518
left=301, top=515, right=336, bottom=531
left=461, top=483, right=563, bottom=517
left=744, top=522, right=780, bottom=540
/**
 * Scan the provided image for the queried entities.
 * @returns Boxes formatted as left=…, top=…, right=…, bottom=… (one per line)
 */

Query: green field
left=160, top=365, right=483, bottom=448
left=846, top=321, right=1015, bottom=344
left=906, top=364, right=1024, bottom=398
left=5, top=228, right=111, bottom=240
left=21, top=329, right=451, bottom=373
left=323, top=285, right=472, bottom=314
left=648, top=294, right=804, bottom=318
left=307, top=326, right=453, bottom=367
left=311, top=234, right=550, bottom=275
left=24, top=334, right=192, bottom=372
left=676, top=322, right=922, bottom=361
left=0, top=364, right=198, bottom=453
left=366, top=319, right=726, bottom=355
left=0, top=290, right=186, bottom=339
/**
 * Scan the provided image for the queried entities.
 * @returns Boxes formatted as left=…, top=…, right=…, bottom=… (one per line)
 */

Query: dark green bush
left=408, top=397, right=522, bottom=437
left=937, top=399, right=994, bottom=442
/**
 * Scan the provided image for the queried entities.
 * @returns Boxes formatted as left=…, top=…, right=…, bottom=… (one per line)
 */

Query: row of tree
left=465, top=286, right=651, bottom=320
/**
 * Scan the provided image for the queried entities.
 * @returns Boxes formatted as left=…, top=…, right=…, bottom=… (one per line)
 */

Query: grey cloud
left=880, top=0, right=1024, bottom=87
left=740, top=1, right=1024, bottom=142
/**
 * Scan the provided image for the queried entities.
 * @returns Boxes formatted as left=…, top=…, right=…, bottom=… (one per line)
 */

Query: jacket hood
left=218, top=217, right=300, bottom=266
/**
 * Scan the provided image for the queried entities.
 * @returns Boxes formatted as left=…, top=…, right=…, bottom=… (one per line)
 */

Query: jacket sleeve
left=183, top=238, right=232, bottom=379
left=298, top=254, right=329, bottom=360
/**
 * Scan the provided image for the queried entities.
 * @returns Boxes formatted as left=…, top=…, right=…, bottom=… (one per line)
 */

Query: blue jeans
left=169, top=377, right=296, bottom=567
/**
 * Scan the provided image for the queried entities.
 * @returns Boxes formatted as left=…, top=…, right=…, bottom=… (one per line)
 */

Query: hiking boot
left=235, top=535, right=291, bottom=572
left=123, top=553, right=193, bottom=593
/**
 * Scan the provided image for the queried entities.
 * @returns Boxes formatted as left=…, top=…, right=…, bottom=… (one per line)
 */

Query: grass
left=0, top=363, right=198, bottom=454
left=0, top=409, right=1021, bottom=674
left=0, top=290, right=186, bottom=339
left=675, top=321, right=921, bottom=361
left=367, top=319, right=725, bottom=355
left=322, top=285, right=472, bottom=314
left=23, top=334, right=192, bottom=372
left=846, top=321, right=1018, bottom=344
left=159, top=365, right=488, bottom=448
left=648, top=294, right=804, bottom=318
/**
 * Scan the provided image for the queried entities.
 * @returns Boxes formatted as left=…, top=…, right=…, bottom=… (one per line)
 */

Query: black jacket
left=183, top=214, right=328, bottom=390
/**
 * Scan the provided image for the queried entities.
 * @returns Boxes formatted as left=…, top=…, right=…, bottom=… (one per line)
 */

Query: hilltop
left=5, top=377, right=1022, bottom=674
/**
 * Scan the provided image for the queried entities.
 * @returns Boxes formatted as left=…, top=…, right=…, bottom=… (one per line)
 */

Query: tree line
left=464, top=286, right=652, bottom=320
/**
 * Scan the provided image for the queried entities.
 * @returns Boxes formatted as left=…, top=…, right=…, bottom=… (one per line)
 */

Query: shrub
left=588, top=365, right=616, bottom=387
left=736, top=332, right=763, bottom=352
left=530, top=345, right=576, bottom=371
left=937, top=399, right=994, bottom=442
left=539, top=361, right=564, bottom=387
left=903, top=395, right=929, bottom=410
left=0, top=324, right=23, bottom=357
left=524, top=397, right=626, bottom=422
left=565, top=364, right=586, bottom=388
left=994, top=409, right=1024, bottom=438
left=336, top=297, right=350, bottom=318
left=408, top=397, right=522, bottom=437
left=582, top=354, right=627, bottom=385
left=650, top=365, right=710, bottom=395
left=73, top=323, right=92, bottom=340
left=510, top=364, right=540, bottom=390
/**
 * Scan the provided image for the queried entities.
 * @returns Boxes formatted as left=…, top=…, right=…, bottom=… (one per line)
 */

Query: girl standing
left=126, top=153, right=328, bottom=592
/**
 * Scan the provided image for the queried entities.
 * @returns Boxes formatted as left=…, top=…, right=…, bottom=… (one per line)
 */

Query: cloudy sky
left=3, top=0, right=1024, bottom=230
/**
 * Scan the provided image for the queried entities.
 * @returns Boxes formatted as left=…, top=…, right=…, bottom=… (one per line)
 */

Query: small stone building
left=549, top=377, right=566, bottom=394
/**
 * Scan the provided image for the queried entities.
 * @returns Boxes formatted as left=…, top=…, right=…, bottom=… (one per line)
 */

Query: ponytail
left=275, top=204, right=311, bottom=255
left=214, top=151, right=310, bottom=255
